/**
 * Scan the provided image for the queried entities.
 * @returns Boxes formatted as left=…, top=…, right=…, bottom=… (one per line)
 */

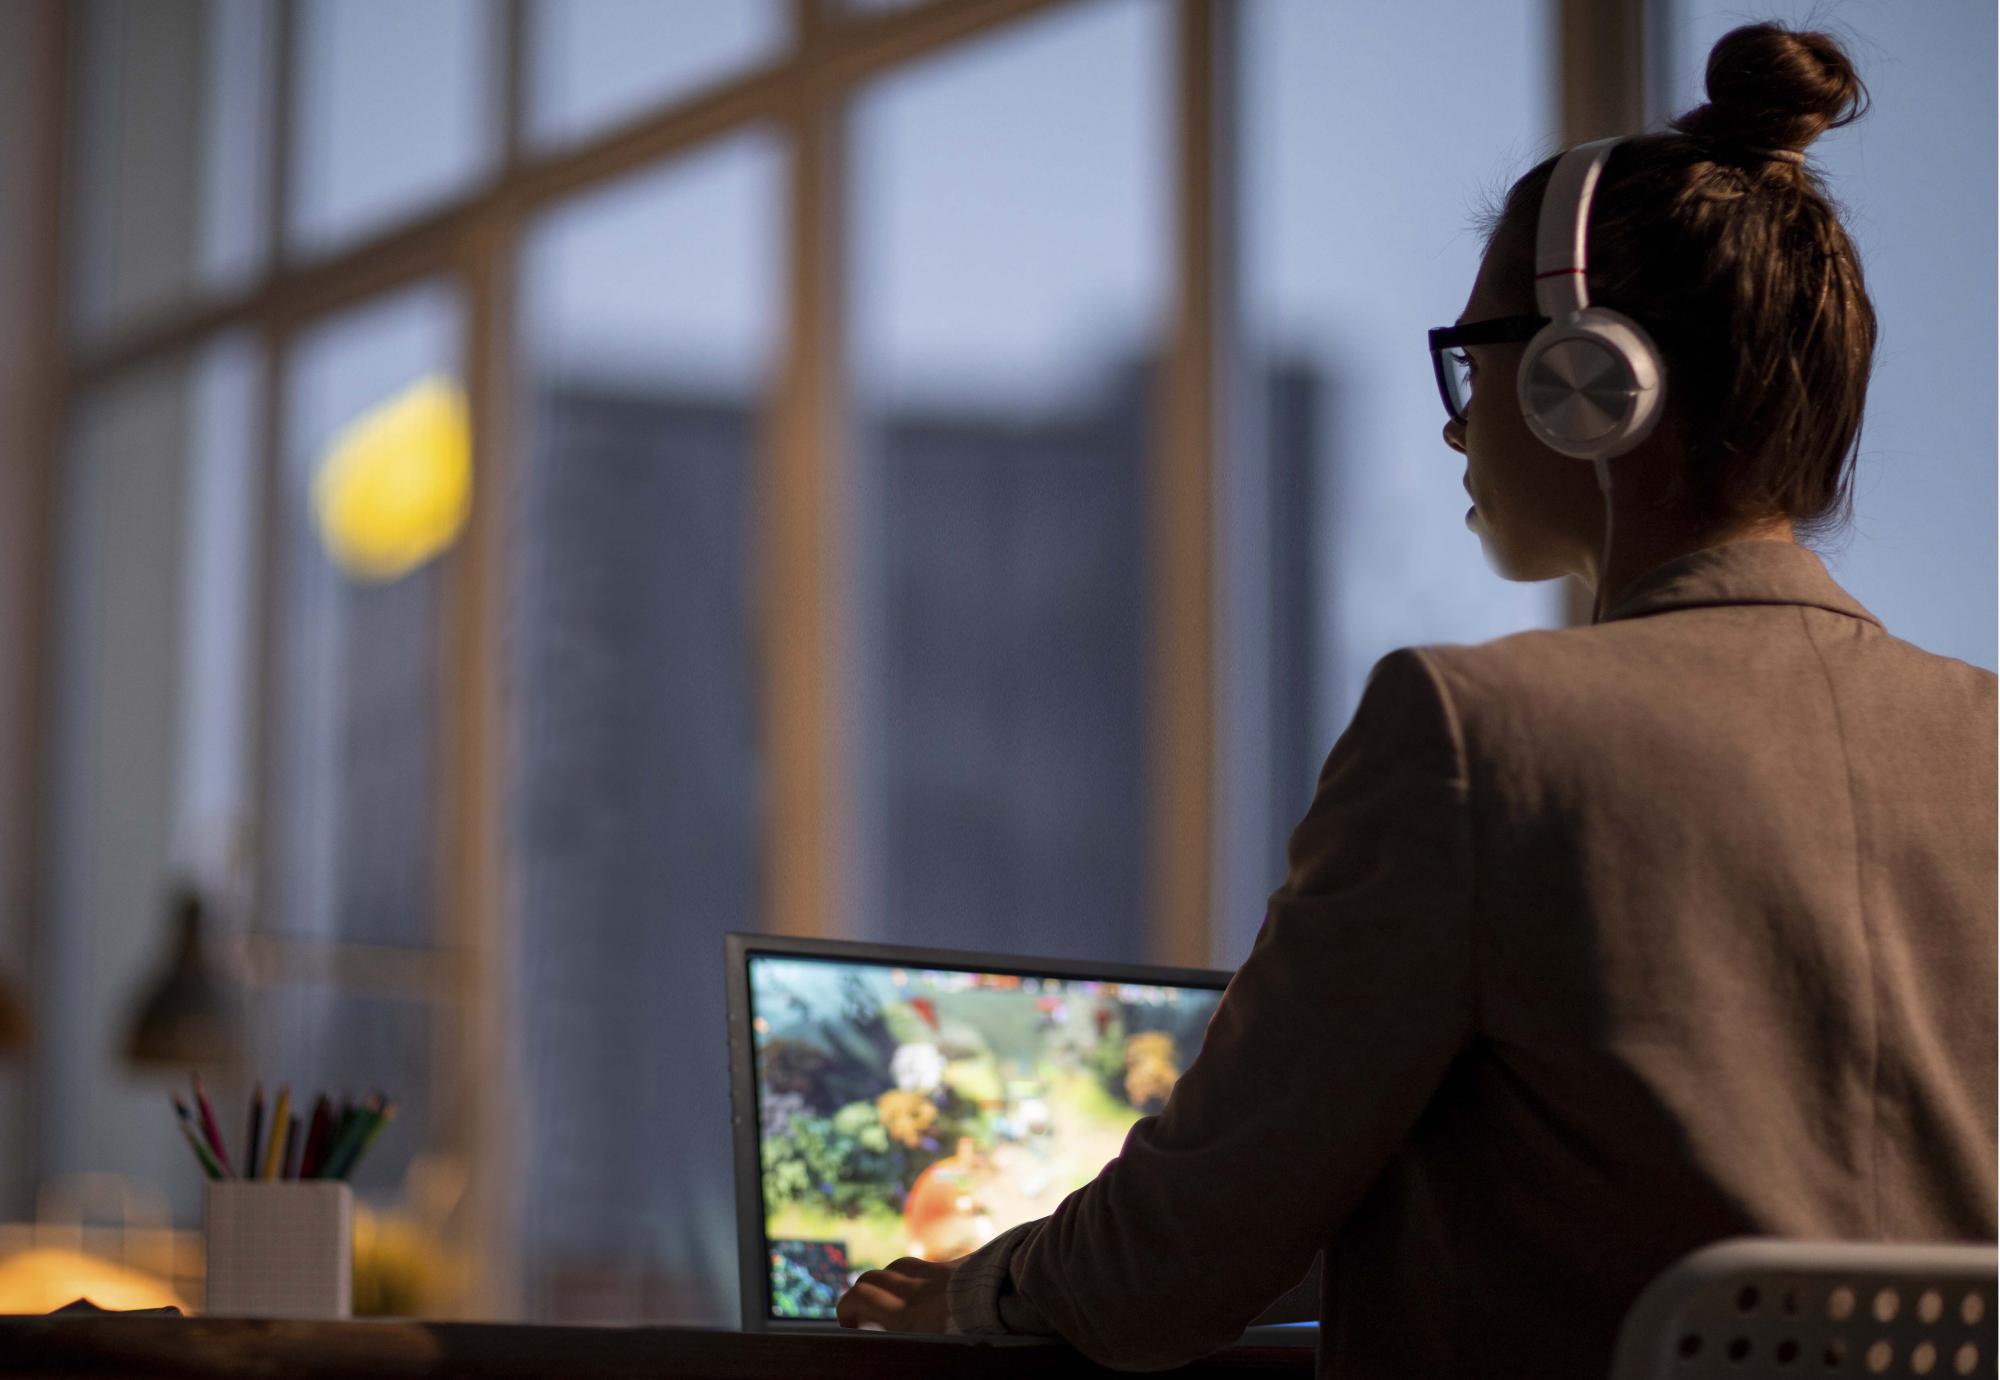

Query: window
left=1241, top=0, right=1563, bottom=750
left=41, top=337, right=260, bottom=1223
left=509, top=133, right=783, bottom=1322
left=525, top=0, right=789, bottom=151
left=288, top=0, right=499, bottom=257
left=272, top=284, right=462, bottom=950
left=255, top=286, right=465, bottom=1206
left=68, top=0, right=271, bottom=337
left=848, top=0, right=1170, bottom=965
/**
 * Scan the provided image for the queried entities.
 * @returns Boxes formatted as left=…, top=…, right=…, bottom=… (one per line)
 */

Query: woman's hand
left=835, top=1255, right=960, bottom=1333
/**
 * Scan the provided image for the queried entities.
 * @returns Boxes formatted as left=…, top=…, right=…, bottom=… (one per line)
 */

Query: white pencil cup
left=203, top=1181, right=353, bottom=1318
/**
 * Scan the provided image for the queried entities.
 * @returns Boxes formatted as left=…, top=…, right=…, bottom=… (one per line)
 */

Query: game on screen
left=747, top=954, right=1225, bottom=1320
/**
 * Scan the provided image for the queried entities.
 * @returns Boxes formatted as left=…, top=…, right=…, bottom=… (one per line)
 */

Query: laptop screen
left=727, top=936, right=1228, bottom=1327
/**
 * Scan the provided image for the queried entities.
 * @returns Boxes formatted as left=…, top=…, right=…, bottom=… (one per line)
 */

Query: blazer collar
left=1599, top=539, right=1883, bottom=629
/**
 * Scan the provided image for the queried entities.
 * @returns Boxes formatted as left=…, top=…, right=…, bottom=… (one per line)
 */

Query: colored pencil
left=172, top=1094, right=225, bottom=1180
left=261, top=1085, right=291, bottom=1179
left=299, top=1095, right=332, bottom=1179
left=349, top=1100, right=394, bottom=1176
left=316, top=1102, right=374, bottom=1180
left=325, top=1100, right=394, bottom=1180
left=244, top=1083, right=264, bottom=1177
left=325, top=1093, right=355, bottom=1171
left=281, top=1113, right=302, bottom=1180
left=190, top=1074, right=234, bottom=1177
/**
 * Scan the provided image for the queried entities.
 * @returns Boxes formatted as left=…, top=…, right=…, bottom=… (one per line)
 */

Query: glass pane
left=40, top=337, right=261, bottom=1227
left=272, top=286, right=463, bottom=948
left=1656, top=2, right=1996, bottom=669
left=288, top=0, right=498, bottom=257
left=510, top=133, right=781, bottom=1323
left=850, top=0, right=1168, bottom=964
left=1237, top=0, right=1562, bottom=952
left=69, top=0, right=272, bottom=337
left=176, top=342, right=265, bottom=881
left=525, top=0, right=788, bottom=151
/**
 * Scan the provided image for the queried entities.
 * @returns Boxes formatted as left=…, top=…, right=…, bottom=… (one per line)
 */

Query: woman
left=836, top=23, right=1997, bottom=1377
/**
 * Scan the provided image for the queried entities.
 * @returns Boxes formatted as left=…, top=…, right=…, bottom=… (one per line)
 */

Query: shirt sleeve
left=943, top=647, right=1477, bottom=1369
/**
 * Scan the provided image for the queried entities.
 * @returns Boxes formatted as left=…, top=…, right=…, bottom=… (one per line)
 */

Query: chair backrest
left=1608, top=1238, right=1997, bottom=1380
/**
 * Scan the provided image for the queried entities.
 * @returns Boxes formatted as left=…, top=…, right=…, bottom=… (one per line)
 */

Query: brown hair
left=1484, top=22, right=1876, bottom=540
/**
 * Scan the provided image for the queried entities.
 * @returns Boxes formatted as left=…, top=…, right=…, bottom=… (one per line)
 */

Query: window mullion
left=1152, top=0, right=1229, bottom=969
left=758, top=4, right=847, bottom=942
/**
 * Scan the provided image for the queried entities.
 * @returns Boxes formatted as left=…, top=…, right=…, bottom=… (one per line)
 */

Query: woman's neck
left=1591, top=509, right=1798, bottom=615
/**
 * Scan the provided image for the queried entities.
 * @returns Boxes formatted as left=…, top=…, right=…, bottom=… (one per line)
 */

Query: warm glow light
left=0, top=1247, right=187, bottom=1314
left=312, top=375, right=472, bottom=582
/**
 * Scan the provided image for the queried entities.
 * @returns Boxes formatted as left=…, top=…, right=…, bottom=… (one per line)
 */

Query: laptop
left=725, top=933, right=1319, bottom=1346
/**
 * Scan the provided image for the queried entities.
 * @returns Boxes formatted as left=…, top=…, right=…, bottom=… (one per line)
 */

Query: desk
left=0, top=1317, right=1316, bottom=1379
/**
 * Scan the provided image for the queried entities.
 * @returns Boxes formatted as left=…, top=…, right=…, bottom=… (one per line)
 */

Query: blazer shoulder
left=1874, top=630, right=1998, bottom=704
left=1401, top=623, right=1695, bottom=777
left=1403, top=625, right=1607, bottom=715
left=1412, top=612, right=1996, bottom=765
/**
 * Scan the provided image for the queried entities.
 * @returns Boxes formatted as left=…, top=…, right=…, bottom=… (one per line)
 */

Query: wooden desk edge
left=0, top=1316, right=1316, bottom=1379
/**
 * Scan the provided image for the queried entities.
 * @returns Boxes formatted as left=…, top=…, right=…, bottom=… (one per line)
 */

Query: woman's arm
left=839, top=647, right=1478, bottom=1369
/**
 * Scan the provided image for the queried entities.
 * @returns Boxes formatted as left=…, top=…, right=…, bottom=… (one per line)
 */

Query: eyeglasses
left=1428, top=314, right=1547, bottom=425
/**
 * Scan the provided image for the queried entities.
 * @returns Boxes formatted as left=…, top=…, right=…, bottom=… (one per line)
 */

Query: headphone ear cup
left=1516, top=308, right=1666, bottom=460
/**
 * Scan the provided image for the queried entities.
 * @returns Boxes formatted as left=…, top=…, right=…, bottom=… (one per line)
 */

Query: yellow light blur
left=0, top=1246, right=188, bottom=1314
left=312, top=375, right=472, bottom=582
left=351, top=1203, right=463, bottom=1318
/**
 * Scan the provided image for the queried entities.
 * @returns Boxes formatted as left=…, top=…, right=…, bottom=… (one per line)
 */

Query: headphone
left=1516, top=136, right=1666, bottom=622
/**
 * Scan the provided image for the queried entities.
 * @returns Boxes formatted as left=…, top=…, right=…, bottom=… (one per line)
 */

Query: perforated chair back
left=1608, top=1238, right=1997, bottom=1380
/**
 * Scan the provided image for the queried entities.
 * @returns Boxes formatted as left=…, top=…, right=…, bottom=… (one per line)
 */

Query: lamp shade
left=124, top=888, right=237, bottom=1069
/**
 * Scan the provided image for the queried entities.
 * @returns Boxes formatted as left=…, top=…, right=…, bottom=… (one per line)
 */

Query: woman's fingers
left=858, top=1267, right=924, bottom=1301
left=835, top=1257, right=957, bottom=1332
left=835, top=1277, right=906, bottom=1327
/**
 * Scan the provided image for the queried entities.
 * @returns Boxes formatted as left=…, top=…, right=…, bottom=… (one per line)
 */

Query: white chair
left=1609, top=1238, right=1997, bottom=1380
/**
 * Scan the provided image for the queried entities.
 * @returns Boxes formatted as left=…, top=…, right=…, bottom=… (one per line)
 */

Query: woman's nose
left=1442, top=417, right=1466, bottom=453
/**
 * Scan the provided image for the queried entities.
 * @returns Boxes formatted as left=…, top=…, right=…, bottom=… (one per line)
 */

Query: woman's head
left=1447, top=21, right=1877, bottom=581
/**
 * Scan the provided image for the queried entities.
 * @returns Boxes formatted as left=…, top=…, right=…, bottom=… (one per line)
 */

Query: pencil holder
left=203, top=1180, right=353, bottom=1318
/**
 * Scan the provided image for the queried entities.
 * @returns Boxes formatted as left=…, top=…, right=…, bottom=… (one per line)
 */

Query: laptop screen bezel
left=724, top=931, right=1231, bottom=1333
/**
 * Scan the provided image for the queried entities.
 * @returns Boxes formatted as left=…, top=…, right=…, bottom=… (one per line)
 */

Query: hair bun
left=1669, top=22, right=1869, bottom=158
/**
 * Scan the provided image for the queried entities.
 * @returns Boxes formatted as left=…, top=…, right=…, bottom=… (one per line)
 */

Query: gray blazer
left=946, top=539, right=1998, bottom=1378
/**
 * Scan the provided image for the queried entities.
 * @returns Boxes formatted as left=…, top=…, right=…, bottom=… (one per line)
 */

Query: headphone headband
left=1533, top=137, right=1622, bottom=319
